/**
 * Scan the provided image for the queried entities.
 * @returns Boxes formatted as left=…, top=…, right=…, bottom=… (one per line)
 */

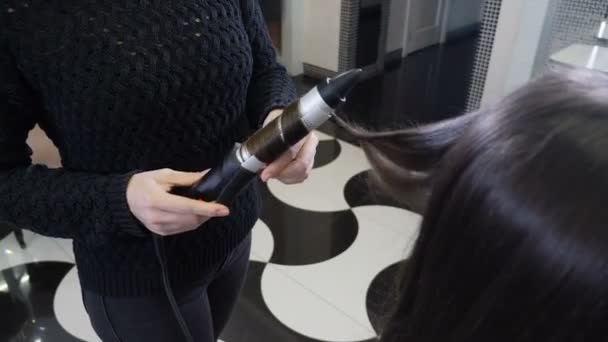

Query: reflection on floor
left=0, top=132, right=421, bottom=342
left=0, top=38, right=477, bottom=341
left=297, top=36, right=478, bottom=141
left=349, top=37, right=477, bottom=127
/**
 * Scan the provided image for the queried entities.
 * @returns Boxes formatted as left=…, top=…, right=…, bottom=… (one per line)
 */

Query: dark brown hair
left=336, top=69, right=608, bottom=341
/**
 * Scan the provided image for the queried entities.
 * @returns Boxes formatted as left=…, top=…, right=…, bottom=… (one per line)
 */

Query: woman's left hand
left=259, top=109, right=319, bottom=184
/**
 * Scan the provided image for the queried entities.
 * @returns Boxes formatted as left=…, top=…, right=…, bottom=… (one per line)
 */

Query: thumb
left=260, top=152, right=292, bottom=182
left=155, top=169, right=207, bottom=186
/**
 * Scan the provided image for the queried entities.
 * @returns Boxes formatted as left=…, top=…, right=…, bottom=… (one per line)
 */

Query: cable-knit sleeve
left=241, top=0, right=297, bottom=127
left=0, top=41, right=147, bottom=240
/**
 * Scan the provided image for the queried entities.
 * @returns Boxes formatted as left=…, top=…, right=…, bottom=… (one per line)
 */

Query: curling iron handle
left=171, top=144, right=257, bottom=205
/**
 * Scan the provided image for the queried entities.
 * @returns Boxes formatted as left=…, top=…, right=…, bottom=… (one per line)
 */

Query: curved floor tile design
left=0, top=226, right=36, bottom=248
left=53, top=238, right=75, bottom=262
left=221, top=261, right=331, bottom=342
left=343, top=171, right=405, bottom=209
left=365, top=260, right=408, bottom=334
left=54, top=267, right=101, bottom=342
left=264, top=206, right=420, bottom=341
left=250, top=220, right=275, bottom=263
left=260, top=185, right=359, bottom=266
left=0, top=289, right=29, bottom=341
left=315, top=130, right=335, bottom=141
left=313, top=139, right=342, bottom=169
left=1, top=133, right=420, bottom=342
left=0, top=233, right=74, bottom=272
left=261, top=265, right=376, bottom=342
left=0, top=262, right=83, bottom=342
left=268, top=138, right=370, bottom=212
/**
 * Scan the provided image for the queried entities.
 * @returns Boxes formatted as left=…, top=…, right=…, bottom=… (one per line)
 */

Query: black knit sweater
left=0, top=0, right=296, bottom=296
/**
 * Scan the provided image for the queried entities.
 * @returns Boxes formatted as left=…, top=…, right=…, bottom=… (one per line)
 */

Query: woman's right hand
left=126, top=169, right=230, bottom=236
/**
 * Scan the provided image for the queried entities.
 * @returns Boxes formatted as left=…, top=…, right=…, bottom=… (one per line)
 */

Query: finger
left=154, top=211, right=206, bottom=226
left=260, top=137, right=307, bottom=182
left=275, top=160, right=309, bottom=184
left=275, top=134, right=319, bottom=184
left=154, top=213, right=208, bottom=233
left=260, top=152, right=293, bottom=182
left=298, top=133, right=319, bottom=165
left=152, top=192, right=229, bottom=217
left=156, top=169, right=207, bottom=187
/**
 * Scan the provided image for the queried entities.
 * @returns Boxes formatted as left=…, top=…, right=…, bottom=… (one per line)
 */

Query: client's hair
left=336, top=69, right=608, bottom=341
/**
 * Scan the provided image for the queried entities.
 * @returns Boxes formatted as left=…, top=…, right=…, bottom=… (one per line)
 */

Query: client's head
left=337, top=69, right=608, bottom=341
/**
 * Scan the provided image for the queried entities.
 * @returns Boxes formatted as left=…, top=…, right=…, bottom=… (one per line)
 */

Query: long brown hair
left=337, top=69, right=608, bottom=341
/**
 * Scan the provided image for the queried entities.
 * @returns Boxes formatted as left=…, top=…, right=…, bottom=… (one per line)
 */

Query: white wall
left=387, top=0, right=482, bottom=55
left=299, top=0, right=343, bottom=72
left=387, top=0, right=408, bottom=52
left=278, top=0, right=305, bottom=75
left=445, top=0, right=483, bottom=33
left=481, top=0, right=553, bottom=106
left=283, top=0, right=409, bottom=73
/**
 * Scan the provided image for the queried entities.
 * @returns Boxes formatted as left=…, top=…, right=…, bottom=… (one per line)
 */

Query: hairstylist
left=0, top=0, right=318, bottom=341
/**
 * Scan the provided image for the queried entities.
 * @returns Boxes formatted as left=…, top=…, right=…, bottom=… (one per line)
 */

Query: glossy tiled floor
left=296, top=36, right=478, bottom=146
left=0, top=131, right=421, bottom=342
left=342, top=36, right=478, bottom=129
left=0, top=37, right=476, bottom=341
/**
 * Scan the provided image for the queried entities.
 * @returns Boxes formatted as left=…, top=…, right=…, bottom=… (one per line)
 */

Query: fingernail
left=217, top=208, right=230, bottom=216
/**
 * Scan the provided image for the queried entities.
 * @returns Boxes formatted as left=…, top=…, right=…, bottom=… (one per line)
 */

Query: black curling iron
left=171, top=68, right=364, bottom=204
left=154, top=68, right=363, bottom=342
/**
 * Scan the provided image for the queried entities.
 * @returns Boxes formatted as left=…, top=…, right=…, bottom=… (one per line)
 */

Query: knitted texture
left=0, top=0, right=296, bottom=296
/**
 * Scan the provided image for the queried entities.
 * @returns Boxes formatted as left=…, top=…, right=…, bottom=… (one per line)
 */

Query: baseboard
left=360, top=0, right=382, bottom=9
left=384, top=49, right=403, bottom=70
left=302, top=48, right=401, bottom=80
left=445, top=23, right=481, bottom=42
left=303, top=63, right=338, bottom=79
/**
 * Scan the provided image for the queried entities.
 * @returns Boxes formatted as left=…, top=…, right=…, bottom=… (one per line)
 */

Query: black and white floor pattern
left=0, top=131, right=422, bottom=342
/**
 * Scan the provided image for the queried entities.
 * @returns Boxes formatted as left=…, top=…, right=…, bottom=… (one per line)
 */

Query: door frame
left=401, top=0, right=451, bottom=57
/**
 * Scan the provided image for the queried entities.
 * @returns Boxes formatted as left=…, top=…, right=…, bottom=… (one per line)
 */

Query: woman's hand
left=259, top=109, right=319, bottom=184
left=126, top=169, right=230, bottom=236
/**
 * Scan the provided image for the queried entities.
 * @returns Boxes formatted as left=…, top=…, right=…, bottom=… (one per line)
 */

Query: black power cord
left=153, top=235, right=195, bottom=342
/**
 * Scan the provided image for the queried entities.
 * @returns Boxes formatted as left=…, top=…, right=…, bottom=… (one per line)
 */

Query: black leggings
left=83, top=235, right=251, bottom=342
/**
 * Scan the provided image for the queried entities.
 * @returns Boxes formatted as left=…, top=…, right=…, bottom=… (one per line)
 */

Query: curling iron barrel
left=172, top=68, right=363, bottom=204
